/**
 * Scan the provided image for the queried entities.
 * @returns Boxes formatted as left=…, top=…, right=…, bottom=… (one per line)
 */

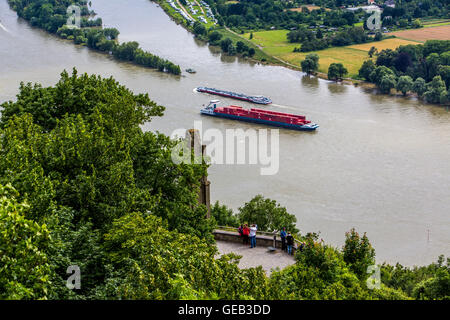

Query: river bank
left=2, top=0, right=450, bottom=267
left=150, top=0, right=395, bottom=90
left=6, top=0, right=182, bottom=74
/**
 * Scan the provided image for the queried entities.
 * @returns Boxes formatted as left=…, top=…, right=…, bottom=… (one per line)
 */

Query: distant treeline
left=290, top=26, right=383, bottom=52
left=208, top=0, right=367, bottom=30
left=7, top=0, right=181, bottom=75
left=297, top=0, right=449, bottom=21
left=208, top=0, right=449, bottom=30
left=193, top=22, right=256, bottom=58
left=359, top=40, right=450, bottom=104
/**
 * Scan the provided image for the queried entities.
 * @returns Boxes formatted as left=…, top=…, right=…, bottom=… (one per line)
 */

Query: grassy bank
left=244, top=30, right=421, bottom=78
left=216, top=28, right=279, bottom=64
left=154, top=1, right=441, bottom=81
left=154, top=0, right=278, bottom=64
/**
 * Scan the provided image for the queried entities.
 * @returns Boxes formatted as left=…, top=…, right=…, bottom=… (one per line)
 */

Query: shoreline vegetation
left=154, top=0, right=450, bottom=105
left=1, top=69, right=449, bottom=300
left=7, top=0, right=182, bottom=75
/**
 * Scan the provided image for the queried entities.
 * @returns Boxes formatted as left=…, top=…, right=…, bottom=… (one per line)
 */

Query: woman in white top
left=250, top=224, right=257, bottom=248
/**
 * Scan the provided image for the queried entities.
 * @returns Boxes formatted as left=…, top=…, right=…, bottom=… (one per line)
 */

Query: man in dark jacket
left=286, top=232, right=294, bottom=255
left=280, top=227, right=287, bottom=251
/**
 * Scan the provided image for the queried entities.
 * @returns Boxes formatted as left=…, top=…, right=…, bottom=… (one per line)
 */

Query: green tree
left=193, top=22, right=207, bottom=36
left=237, top=195, right=298, bottom=233
left=328, top=63, right=348, bottom=81
left=301, top=53, right=319, bottom=75
left=0, top=68, right=164, bottom=131
left=440, top=51, right=450, bottom=65
left=208, top=31, right=222, bottom=44
left=0, top=69, right=215, bottom=298
left=211, top=201, right=239, bottom=227
left=423, top=75, right=447, bottom=103
left=236, top=41, right=248, bottom=53
left=368, top=46, right=378, bottom=58
left=396, top=75, right=414, bottom=95
left=369, top=66, right=395, bottom=85
left=379, top=74, right=397, bottom=94
left=380, top=255, right=450, bottom=299
left=413, top=77, right=427, bottom=97
left=358, top=60, right=376, bottom=80
left=342, top=228, right=375, bottom=280
left=269, top=232, right=407, bottom=300
left=220, top=38, right=233, bottom=53
left=374, top=32, right=382, bottom=41
left=102, top=212, right=268, bottom=299
left=0, top=184, right=52, bottom=299
left=412, top=268, right=450, bottom=299
left=413, top=19, right=422, bottom=28
left=438, top=65, right=450, bottom=88
left=269, top=233, right=369, bottom=300
left=227, top=43, right=237, bottom=55
left=426, top=53, right=441, bottom=80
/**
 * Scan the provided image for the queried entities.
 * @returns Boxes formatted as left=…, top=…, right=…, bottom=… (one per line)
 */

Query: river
left=1, top=0, right=449, bottom=266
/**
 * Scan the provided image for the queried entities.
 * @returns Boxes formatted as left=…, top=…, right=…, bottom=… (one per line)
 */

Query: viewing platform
left=214, top=228, right=298, bottom=274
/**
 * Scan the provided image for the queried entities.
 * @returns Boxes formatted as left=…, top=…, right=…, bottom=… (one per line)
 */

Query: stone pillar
left=187, top=129, right=211, bottom=218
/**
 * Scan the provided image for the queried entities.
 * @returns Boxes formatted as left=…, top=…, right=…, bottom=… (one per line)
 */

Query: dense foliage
left=192, top=24, right=256, bottom=58
left=211, top=201, right=240, bottom=227
left=237, top=195, right=299, bottom=234
left=207, top=0, right=367, bottom=30
left=0, top=184, right=52, bottom=299
left=206, top=0, right=449, bottom=31
left=328, top=62, right=348, bottom=80
left=358, top=40, right=450, bottom=104
left=300, top=0, right=449, bottom=21
left=291, top=26, right=383, bottom=52
left=0, top=69, right=448, bottom=300
left=0, top=69, right=214, bottom=298
left=268, top=232, right=409, bottom=300
left=7, top=0, right=181, bottom=74
left=212, top=196, right=299, bottom=233
left=380, top=255, right=450, bottom=299
left=301, top=53, right=320, bottom=74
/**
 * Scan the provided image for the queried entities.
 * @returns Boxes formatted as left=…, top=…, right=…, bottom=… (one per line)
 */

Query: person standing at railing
left=280, top=227, right=287, bottom=252
left=249, top=224, right=257, bottom=248
left=242, top=224, right=250, bottom=245
left=286, top=232, right=294, bottom=255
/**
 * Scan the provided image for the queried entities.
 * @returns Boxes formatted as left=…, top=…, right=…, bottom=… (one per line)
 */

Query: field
left=244, top=30, right=423, bottom=78
left=244, top=30, right=294, bottom=56
left=217, top=29, right=278, bottom=63
left=347, top=38, right=420, bottom=52
left=289, top=6, right=331, bottom=12
left=389, top=25, right=450, bottom=42
left=422, top=19, right=450, bottom=28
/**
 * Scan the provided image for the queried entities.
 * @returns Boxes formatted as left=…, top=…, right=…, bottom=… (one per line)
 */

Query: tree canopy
left=0, top=69, right=448, bottom=300
left=7, top=0, right=181, bottom=74
left=359, top=40, right=450, bottom=104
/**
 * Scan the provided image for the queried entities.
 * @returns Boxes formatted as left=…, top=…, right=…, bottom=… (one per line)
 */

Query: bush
left=237, top=195, right=298, bottom=233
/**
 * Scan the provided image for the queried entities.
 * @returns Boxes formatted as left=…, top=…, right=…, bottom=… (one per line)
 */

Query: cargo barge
left=200, top=100, right=318, bottom=131
left=196, top=86, right=272, bottom=105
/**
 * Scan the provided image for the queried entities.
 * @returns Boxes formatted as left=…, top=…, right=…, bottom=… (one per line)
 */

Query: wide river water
left=1, top=0, right=449, bottom=266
